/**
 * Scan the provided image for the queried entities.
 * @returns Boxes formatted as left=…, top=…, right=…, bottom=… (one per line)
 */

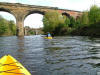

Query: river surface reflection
left=0, top=35, right=100, bottom=75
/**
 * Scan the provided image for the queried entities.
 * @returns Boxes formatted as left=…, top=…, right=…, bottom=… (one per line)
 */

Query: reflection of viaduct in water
left=0, top=2, right=82, bottom=36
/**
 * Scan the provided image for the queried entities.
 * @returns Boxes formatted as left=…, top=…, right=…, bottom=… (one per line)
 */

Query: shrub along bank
left=43, top=5, right=100, bottom=37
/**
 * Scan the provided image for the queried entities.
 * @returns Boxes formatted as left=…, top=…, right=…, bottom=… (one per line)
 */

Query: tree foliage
left=0, top=15, right=16, bottom=36
left=64, top=16, right=70, bottom=27
left=43, top=5, right=100, bottom=36
left=81, top=12, right=89, bottom=26
left=43, top=10, right=65, bottom=34
left=88, top=5, right=100, bottom=24
left=69, top=16, right=75, bottom=27
left=8, top=20, right=16, bottom=35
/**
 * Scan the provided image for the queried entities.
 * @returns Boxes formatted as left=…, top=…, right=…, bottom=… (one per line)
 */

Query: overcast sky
left=0, top=0, right=100, bottom=28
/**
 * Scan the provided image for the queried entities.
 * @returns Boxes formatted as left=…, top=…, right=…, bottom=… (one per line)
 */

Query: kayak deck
left=0, top=55, right=31, bottom=75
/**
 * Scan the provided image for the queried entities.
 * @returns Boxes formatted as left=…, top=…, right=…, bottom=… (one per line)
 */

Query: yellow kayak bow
left=0, top=55, right=31, bottom=75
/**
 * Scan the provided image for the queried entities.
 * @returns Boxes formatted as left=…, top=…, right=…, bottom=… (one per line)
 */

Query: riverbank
left=70, top=24, right=100, bottom=37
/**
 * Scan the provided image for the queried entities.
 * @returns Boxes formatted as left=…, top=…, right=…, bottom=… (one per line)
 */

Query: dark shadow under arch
left=62, top=12, right=70, bottom=18
left=76, top=16, right=80, bottom=20
left=0, top=8, right=13, bottom=15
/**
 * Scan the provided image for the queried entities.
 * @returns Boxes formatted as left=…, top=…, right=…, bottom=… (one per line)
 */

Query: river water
left=0, top=35, right=100, bottom=75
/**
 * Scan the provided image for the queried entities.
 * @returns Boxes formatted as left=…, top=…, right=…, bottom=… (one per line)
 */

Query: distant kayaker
left=45, top=32, right=53, bottom=39
left=46, top=32, right=51, bottom=37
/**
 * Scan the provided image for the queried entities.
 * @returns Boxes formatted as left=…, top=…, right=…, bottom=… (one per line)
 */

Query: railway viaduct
left=0, top=2, right=82, bottom=36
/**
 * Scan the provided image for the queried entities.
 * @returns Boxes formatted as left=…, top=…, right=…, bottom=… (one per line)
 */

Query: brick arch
left=24, top=10, right=45, bottom=20
left=0, top=8, right=11, bottom=13
left=0, top=8, right=16, bottom=19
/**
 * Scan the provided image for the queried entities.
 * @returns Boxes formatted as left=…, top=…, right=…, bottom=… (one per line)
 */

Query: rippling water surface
left=0, top=35, right=100, bottom=75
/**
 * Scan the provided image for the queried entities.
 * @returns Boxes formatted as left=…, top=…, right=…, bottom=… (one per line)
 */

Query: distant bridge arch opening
left=24, top=13, right=44, bottom=35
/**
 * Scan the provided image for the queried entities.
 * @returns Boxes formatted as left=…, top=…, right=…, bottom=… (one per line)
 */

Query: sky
left=0, top=0, right=100, bottom=28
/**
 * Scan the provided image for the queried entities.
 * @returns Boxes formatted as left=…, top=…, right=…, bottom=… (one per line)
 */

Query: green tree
left=69, top=16, right=75, bottom=27
left=64, top=16, right=70, bottom=27
left=0, top=16, right=8, bottom=35
left=43, top=16, right=50, bottom=32
left=75, top=17, right=81, bottom=28
left=81, top=12, right=89, bottom=26
left=28, top=30, right=34, bottom=35
left=43, top=10, right=65, bottom=33
left=0, top=25, right=7, bottom=35
left=0, top=15, right=16, bottom=36
left=88, top=5, right=100, bottom=24
left=8, top=20, right=16, bottom=35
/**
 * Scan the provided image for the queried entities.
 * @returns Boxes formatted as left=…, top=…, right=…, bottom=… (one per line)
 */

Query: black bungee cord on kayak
left=0, top=62, right=25, bottom=75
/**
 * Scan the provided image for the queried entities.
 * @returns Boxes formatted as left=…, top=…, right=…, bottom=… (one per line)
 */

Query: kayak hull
left=44, top=37, right=53, bottom=39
